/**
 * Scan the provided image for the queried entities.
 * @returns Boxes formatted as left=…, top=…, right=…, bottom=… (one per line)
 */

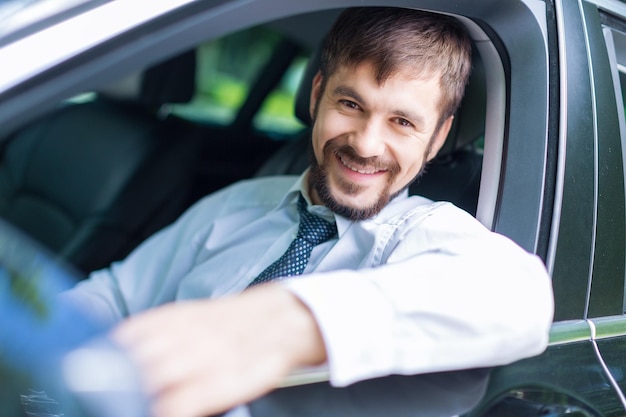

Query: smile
left=338, top=155, right=385, bottom=175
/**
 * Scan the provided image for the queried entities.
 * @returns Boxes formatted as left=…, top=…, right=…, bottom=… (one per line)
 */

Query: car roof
left=0, top=0, right=111, bottom=46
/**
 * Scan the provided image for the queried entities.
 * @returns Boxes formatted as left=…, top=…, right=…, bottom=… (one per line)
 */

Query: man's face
left=308, top=62, right=453, bottom=220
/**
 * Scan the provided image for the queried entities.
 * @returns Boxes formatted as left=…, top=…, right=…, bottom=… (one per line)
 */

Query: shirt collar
left=275, top=169, right=411, bottom=237
left=274, top=170, right=308, bottom=210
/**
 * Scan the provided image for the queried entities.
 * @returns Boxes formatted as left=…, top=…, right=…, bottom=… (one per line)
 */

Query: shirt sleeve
left=282, top=204, right=554, bottom=387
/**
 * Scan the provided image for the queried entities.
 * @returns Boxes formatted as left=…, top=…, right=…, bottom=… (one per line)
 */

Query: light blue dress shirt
left=64, top=171, right=553, bottom=389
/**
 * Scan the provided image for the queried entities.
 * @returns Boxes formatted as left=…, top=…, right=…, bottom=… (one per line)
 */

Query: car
left=1, top=0, right=626, bottom=416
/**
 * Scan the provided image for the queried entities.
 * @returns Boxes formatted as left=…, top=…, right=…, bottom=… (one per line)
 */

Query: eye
left=393, top=117, right=414, bottom=128
left=339, top=99, right=360, bottom=110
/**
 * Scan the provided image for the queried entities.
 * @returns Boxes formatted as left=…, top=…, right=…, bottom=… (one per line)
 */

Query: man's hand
left=112, top=284, right=327, bottom=417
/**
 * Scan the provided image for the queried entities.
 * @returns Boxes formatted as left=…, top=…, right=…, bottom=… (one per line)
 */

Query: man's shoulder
left=377, top=194, right=441, bottom=219
left=225, top=175, right=299, bottom=201
left=202, top=175, right=299, bottom=213
left=178, top=175, right=300, bottom=227
left=378, top=194, right=477, bottom=226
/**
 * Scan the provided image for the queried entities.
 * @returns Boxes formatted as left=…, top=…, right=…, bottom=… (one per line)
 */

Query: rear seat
left=256, top=43, right=486, bottom=215
left=0, top=50, right=202, bottom=275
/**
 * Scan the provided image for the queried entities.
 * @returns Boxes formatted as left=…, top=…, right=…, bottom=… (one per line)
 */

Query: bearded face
left=306, top=63, right=452, bottom=220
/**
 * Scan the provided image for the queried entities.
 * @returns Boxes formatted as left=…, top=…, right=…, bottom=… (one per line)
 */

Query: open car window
left=170, top=26, right=308, bottom=137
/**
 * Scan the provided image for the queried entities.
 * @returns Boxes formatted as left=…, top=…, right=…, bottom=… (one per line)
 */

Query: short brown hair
left=320, top=7, right=472, bottom=125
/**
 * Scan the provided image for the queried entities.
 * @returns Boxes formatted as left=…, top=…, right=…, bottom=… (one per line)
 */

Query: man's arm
left=113, top=284, right=325, bottom=417
left=113, top=247, right=551, bottom=417
left=112, top=206, right=554, bottom=417
left=284, top=205, right=554, bottom=386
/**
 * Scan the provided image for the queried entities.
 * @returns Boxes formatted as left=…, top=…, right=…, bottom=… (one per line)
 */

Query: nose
left=348, top=117, right=386, bottom=158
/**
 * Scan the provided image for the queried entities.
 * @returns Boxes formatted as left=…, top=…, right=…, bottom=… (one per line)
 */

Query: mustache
left=323, top=142, right=401, bottom=175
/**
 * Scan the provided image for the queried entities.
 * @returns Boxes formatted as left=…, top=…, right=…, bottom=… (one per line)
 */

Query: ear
left=426, top=116, right=454, bottom=161
left=309, top=71, right=323, bottom=120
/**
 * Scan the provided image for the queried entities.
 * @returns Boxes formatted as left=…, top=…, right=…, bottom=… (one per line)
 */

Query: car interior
left=0, top=8, right=488, bottom=278
left=0, top=50, right=205, bottom=274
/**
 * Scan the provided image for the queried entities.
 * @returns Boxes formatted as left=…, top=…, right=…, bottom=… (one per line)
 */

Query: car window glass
left=60, top=27, right=307, bottom=139
left=602, top=23, right=626, bottom=311
left=171, top=27, right=278, bottom=125
left=252, top=55, right=308, bottom=136
left=171, top=26, right=301, bottom=133
left=603, top=25, right=626, bottom=121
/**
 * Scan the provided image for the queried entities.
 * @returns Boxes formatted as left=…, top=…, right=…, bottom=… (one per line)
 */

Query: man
left=63, top=7, right=554, bottom=417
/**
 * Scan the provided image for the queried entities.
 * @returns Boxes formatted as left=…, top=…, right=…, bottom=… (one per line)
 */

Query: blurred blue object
left=0, top=219, right=148, bottom=417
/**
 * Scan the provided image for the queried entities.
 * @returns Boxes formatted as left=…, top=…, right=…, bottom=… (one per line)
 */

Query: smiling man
left=63, top=7, right=554, bottom=417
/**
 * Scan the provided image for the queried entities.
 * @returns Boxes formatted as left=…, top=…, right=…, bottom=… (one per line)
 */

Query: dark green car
left=1, top=0, right=626, bottom=415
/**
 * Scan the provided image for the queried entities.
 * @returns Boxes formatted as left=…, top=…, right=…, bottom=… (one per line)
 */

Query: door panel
left=468, top=340, right=624, bottom=416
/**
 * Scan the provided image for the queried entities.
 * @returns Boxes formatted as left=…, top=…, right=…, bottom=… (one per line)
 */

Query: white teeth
left=339, top=155, right=379, bottom=174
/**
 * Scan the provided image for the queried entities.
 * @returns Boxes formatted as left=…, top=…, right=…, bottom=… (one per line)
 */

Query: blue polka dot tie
left=249, top=194, right=337, bottom=286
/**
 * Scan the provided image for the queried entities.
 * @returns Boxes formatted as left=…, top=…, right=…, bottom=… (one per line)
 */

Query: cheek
left=392, top=142, right=428, bottom=182
left=311, top=110, right=351, bottom=162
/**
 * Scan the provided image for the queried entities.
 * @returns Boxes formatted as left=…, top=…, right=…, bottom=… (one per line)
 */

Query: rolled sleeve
left=284, top=270, right=398, bottom=386
left=283, top=214, right=554, bottom=387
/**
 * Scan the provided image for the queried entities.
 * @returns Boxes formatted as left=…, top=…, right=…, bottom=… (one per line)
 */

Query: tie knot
left=297, top=194, right=337, bottom=245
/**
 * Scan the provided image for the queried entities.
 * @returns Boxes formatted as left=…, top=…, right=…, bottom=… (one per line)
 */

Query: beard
left=309, top=140, right=417, bottom=221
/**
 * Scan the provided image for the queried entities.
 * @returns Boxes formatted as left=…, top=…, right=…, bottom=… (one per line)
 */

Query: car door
left=469, top=0, right=626, bottom=415
left=586, top=0, right=626, bottom=408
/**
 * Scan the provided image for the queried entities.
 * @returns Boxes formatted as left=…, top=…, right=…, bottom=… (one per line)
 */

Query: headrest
left=99, top=49, right=196, bottom=108
left=294, top=42, right=322, bottom=125
left=436, top=45, right=486, bottom=156
left=293, top=41, right=486, bottom=157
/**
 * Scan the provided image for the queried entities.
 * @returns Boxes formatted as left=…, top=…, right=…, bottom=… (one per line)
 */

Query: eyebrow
left=333, top=85, right=366, bottom=106
left=332, top=85, right=427, bottom=130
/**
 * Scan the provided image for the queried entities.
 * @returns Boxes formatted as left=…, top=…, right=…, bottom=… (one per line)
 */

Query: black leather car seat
left=0, top=50, right=201, bottom=275
left=256, top=41, right=486, bottom=216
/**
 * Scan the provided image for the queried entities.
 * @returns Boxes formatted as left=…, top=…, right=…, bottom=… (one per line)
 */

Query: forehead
left=329, top=59, right=441, bottom=83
